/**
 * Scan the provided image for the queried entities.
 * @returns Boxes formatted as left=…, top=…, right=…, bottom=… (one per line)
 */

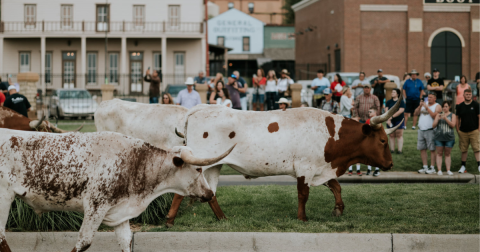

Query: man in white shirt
left=311, top=70, right=330, bottom=107
left=277, top=69, right=294, bottom=99
left=351, top=72, right=369, bottom=100
left=176, top=77, right=202, bottom=109
left=415, top=92, right=441, bottom=174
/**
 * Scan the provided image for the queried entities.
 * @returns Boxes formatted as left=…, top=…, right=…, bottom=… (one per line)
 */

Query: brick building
left=293, top=0, right=480, bottom=81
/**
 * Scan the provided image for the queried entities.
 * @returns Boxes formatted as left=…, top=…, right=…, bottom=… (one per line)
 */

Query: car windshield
left=341, top=75, right=359, bottom=86
left=59, top=90, right=92, bottom=99
left=167, top=86, right=186, bottom=96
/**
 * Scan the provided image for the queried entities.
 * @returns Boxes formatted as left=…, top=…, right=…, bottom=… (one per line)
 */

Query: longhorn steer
left=0, top=106, right=82, bottom=133
left=95, top=99, right=187, bottom=149
left=0, top=129, right=235, bottom=252
left=166, top=97, right=403, bottom=226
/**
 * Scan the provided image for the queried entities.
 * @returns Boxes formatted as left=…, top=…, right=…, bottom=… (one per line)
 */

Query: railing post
left=200, top=22, right=203, bottom=33
left=82, top=20, right=84, bottom=32
left=123, top=20, right=125, bottom=32
left=163, top=21, right=165, bottom=32
left=42, top=20, right=44, bottom=32
left=0, top=22, right=4, bottom=33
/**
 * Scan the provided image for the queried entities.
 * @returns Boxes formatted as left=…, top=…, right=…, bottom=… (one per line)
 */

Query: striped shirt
left=354, top=94, right=380, bottom=122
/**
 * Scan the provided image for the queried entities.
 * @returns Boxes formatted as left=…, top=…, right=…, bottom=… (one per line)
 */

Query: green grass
left=153, top=184, right=479, bottom=234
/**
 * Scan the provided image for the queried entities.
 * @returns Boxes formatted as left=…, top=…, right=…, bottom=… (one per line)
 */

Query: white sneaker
left=447, top=171, right=453, bottom=176
left=458, top=166, right=466, bottom=173
left=478, top=166, right=480, bottom=173
left=425, top=168, right=436, bottom=174
left=437, top=170, right=443, bottom=176
left=418, top=167, right=427, bottom=173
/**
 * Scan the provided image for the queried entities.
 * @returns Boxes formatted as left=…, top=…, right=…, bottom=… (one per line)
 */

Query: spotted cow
left=167, top=97, right=403, bottom=226
left=0, top=106, right=81, bottom=133
left=0, top=129, right=235, bottom=252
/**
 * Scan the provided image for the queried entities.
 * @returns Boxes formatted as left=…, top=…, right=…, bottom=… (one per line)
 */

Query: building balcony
left=0, top=21, right=204, bottom=35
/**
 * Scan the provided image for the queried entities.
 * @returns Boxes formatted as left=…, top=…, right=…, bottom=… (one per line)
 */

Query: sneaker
left=447, top=171, right=453, bottom=176
left=373, top=170, right=380, bottom=177
left=390, top=150, right=395, bottom=154
left=418, top=167, right=427, bottom=173
left=458, top=166, right=466, bottom=173
left=357, top=171, right=362, bottom=176
left=366, top=170, right=371, bottom=176
left=404, top=126, right=407, bottom=130
left=478, top=166, right=480, bottom=173
left=348, top=171, right=352, bottom=176
left=425, top=168, right=436, bottom=174
left=397, top=151, right=403, bottom=155
left=412, top=126, right=416, bottom=130
left=437, top=170, right=443, bottom=176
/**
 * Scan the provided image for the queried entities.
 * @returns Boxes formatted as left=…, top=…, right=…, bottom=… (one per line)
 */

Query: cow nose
left=200, top=190, right=214, bottom=202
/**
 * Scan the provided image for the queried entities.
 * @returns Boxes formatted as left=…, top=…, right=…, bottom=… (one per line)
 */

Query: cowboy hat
left=410, top=69, right=419, bottom=75
left=281, top=69, right=290, bottom=75
left=276, top=97, right=291, bottom=104
left=185, top=77, right=195, bottom=85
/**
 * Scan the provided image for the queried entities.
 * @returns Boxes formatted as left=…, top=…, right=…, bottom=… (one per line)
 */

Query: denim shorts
left=434, top=140, right=455, bottom=148
left=252, top=94, right=265, bottom=103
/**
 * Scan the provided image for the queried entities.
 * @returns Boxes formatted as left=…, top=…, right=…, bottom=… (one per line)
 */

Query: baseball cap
left=433, top=68, right=439, bottom=72
left=323, top=88, right=332, bottom=95
left=7, top=85, right=16, bottom=91
left=229, top=74, right=237, bottom=79
left=377, top=69, right=383, bottom=72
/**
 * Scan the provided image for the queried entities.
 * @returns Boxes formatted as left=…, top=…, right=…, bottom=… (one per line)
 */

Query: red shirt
left=253, top=77, right=266, bottom=86
left=0, top=92, right=5, bottom=105
left=330, top=81, right=346, bottom=97
left=366, top=118, right=371, bottom=125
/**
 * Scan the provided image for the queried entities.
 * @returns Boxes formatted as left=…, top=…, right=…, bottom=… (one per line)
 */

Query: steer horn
left=181, top=144, right=236, bottom=166
left=30, top=115, right=46, bottom=130
left=384, top=119, right=404, bottom=135
left=175, top=127, right=185, bottom=138
left=49, top=122, right=84, bottom=133
left=370, top=90, right=403, bottom=129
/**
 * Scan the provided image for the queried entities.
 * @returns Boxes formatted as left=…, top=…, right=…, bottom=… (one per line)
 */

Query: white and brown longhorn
left=0, top=129, right=235, bottom=252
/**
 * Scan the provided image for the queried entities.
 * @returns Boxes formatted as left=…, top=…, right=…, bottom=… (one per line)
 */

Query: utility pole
left=104, top=0, right=108, bottom=85
left=205, top=0, right=209, bottom=76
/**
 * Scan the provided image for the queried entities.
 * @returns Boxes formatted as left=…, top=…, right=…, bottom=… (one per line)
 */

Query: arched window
left=431, top=32, right=462, bottom=80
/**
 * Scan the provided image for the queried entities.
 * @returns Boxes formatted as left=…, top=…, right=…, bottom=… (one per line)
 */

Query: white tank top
left=418, top=103, right=439, bottom=130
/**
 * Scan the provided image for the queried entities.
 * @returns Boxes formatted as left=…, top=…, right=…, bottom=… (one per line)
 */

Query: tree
left=282, top=0, right=302, bottom=25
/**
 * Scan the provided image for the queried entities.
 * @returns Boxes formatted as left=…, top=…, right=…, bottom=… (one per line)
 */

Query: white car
left=49, top=89, right=99, bottom=119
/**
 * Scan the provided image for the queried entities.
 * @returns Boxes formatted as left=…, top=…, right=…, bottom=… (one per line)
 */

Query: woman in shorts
left=252, top=68, right=266, bottom=111
left=432, top=101, right=456, bottom=175
left=386, top=88, right=406, bottom=154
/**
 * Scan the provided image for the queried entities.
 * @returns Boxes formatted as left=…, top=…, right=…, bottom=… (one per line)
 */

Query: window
left=168, top=5, right=180, bottom=28
left=174, top=52, right=185, bottom=84
left=431, top=31, right=462, bottom=80
left=24, top=4, right=36, bottom=28
left=327, top=54, right=331, bottom=73
left=242, top=37, right=250, bottom=52
left=61, top=5, right=73, bottom=28
left=87, top=52, right=97, bottom=84
left=133, top=5, right=145, bottom=27
left=153, top=52, right=162, bottom=73
left=45, top=52, right=52, bottom=84
left=96, top=4, right=109, bottom=31
left=130, top=52, right=143, bottom=93
left=228, top=2, right=234, bottom=9
left=217, top=36, right=225, bottom=46
left=109, top=53, right=119, bottom=84
left=334, top=49, right=341, bottom=72
left=19, top=52, right=31, bottom=73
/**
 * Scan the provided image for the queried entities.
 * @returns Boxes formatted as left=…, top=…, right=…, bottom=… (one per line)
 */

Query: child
left=366, top=108, right=381, bottom=177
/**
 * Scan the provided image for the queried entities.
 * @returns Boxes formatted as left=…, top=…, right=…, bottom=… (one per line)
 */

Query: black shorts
left=375, top=94, right=385, bottom=105
left=405, top=99, right=420, bottom=114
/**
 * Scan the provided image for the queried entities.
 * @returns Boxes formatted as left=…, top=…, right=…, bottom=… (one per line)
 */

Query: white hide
left=95, top=99, right=187, bottom=149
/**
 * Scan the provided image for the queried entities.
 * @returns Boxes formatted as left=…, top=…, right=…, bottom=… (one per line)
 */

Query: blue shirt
left=402, top=79, right=424, bottom=100
left=176, top=89, right=202, bottom=109
left=312, top=77, right=330, bottom=94
left=386, top=99, right=406, bottom=125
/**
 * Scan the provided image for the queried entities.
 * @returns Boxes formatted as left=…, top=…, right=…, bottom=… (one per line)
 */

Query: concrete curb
left=6, top=232, right=479, bottom=252
left=219, top=172, right=477, bottom=185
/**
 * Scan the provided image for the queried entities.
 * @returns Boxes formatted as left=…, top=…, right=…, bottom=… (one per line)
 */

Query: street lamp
left=248, top=3, right=254, bottom=14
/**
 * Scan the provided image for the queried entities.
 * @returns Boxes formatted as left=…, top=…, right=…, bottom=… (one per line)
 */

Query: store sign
left=424, top=0, right=480, bottom=3
left=271, top=33, right=295, bottom=40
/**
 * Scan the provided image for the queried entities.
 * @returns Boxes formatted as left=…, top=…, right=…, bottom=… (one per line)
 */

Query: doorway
left=174, top=52, right=185, bottom=84
left=62, top=51, right=76, bottom=88
left=431, top=31, right=462, bottom=80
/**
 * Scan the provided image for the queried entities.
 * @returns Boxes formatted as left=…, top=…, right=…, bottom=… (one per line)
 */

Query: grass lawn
left=147, top=184, right=479, bottom=234
left=62, top=119, right=479, bottom=175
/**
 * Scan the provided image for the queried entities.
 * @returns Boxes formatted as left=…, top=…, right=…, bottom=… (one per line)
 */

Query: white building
left=0, top=0, right=207, bottom=95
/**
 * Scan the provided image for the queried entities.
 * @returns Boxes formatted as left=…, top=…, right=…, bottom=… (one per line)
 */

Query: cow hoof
left=298, top=217, right=308, bottom=222
left=332, top=209, right=342, bottom=217
left=166, top=223, right=174, bottom=228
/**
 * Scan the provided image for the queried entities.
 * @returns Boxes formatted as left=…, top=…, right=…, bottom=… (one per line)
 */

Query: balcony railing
left=0, top=21, right=203, bottom=33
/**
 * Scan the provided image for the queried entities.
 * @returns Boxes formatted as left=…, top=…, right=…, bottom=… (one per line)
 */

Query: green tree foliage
left=282, top=0, right=302, bottom=25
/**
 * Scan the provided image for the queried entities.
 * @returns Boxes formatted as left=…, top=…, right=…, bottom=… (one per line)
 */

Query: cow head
left=325, top=93, right=403, bottom=174
left=1, top=107, right=82, bottom=133
left=168, top=144, right=236, bottom=202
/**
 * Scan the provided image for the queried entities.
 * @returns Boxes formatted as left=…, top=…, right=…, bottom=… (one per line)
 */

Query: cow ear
left=173, top=157, right=184, bottom=168
left=362, top=124, right=372, bottom=136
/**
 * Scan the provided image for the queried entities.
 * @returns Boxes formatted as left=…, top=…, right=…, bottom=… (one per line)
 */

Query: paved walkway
left=218, top=172, right=478, bottom=186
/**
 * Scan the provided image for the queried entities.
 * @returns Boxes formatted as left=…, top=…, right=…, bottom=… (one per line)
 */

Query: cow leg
left=0, top=192, right=15, bottom=252
left=204, top=165, right=227, bottom=220
left=297, top=176, right=310, bottom=222
left=325, top=179, right=344, bottom=217
left=114, top=220, right=132, bottom=252
left=72, top=208, right=108, bottom=252
left=165, top=194, right=185, bottom=228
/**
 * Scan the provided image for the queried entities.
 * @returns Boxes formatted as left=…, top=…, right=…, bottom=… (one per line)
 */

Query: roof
left=208, top=44, right=233, bottom=52
left=208, top=8, right=265, bottom=25
left=291, top=0, right=319, bottom=12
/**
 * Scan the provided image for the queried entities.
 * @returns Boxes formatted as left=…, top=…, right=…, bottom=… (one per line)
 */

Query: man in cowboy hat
left=403, top=69, right=425, bottom=130
left=277, top=69, right=294, bottom=100
left=318, top=88, right=339, bottom=114
left=176, top=77, right=202, bottom=109
left=276, top=97, right=291, bottom=111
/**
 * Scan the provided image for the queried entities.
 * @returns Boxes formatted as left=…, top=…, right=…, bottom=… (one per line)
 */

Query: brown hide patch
left=229, top=131, right=236, bottom=139
left=325, top=116, right=335, bottom=138
left=268, top=122, right=279, bottom=133
left=203, top=132, right=208, bottom=138
left=173, top=157, right=184, bottom=167
left=9, top=136, right=22, bottom=149
left=265, top=163, right=269, bottom=165
left=0, top=239, right=12, bottom=252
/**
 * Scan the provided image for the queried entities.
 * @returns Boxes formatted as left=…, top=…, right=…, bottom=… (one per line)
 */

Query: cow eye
left=381, top=139, right=386, bottom=144
left=196, top=168, right=202, bottom=173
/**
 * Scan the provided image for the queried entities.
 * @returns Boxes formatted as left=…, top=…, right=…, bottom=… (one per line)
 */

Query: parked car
left=326, top=72, right=360, bottom=88
left=365, top=74, right=401, bottom=88
left=165, top=84, right=187, bottom=104
left=48, top=89, right=98, bottom=119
